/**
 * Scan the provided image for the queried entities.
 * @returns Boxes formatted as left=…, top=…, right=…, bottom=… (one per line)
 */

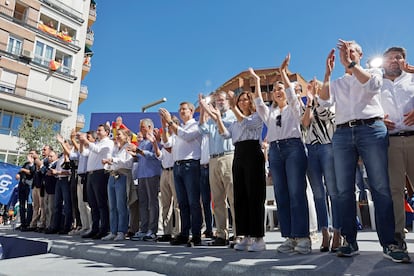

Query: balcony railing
left=32, top=55, right=77, bottom=77
left=80, top=85, right=88, bottom=95
left=39, top=0, right=84, bottom=23
left=77, top=114, right=85, bottom=123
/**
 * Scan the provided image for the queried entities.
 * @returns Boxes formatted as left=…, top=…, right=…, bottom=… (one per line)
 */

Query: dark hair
left=383, top=46, right=406, bottom=59
left=236, top=91, right=256, bottom=115
left=86, top=130, right=97, bottom=140
left=98, top=124, right=111, bottom=134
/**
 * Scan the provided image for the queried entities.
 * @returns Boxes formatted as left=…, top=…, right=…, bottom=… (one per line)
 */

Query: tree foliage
left=17, top=114, right=60, bottom=163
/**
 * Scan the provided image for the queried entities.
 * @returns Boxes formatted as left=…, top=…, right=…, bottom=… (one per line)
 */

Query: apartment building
left=0, top=0, right=96, bottom=164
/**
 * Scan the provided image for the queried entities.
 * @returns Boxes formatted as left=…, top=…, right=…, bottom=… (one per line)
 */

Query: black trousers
left=233, top=140, right=266, bottom=237
left=87, top=170, right=109, bottom=234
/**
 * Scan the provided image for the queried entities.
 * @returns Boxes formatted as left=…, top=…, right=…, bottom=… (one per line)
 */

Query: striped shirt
left=303, top=104, right=335, bottom=145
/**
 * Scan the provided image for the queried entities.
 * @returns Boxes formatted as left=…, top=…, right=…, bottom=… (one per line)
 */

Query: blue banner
left=0, top=162, right=20, bottom=205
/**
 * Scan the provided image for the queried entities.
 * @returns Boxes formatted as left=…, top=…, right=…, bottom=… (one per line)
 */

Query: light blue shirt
left=134, top=138, right=162, bottom=178
left=199, top=109, right=235, bottom=154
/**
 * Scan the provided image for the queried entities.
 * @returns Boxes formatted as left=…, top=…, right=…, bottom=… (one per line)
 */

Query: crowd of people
left=11, top=40, right=414, bottom=264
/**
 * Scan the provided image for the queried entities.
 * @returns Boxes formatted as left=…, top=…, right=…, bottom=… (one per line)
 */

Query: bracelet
left=348, top=61, right=357, bottom=68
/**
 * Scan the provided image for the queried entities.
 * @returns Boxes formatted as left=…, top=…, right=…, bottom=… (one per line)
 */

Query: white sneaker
left=130, top=231, right=146, bottom=241
left=101, top=233, right=116, bottom=241
left=277, top=238, right=296, bottom=253
left=294, top=237, right=312, bottom=254
left=234, top=237, right=252, bottom=251
left=248, top=238, right=266, bottom=252
left=114, top=232, right=125, bottom=241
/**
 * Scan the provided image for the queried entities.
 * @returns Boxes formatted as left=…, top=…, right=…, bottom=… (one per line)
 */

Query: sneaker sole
left=383, top=253, right=411, bottom=263
left=337, top=250, right=359, bottom=257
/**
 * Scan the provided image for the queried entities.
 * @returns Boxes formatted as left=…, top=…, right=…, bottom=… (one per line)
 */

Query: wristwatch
left=348, top=61, right=357, bottom=68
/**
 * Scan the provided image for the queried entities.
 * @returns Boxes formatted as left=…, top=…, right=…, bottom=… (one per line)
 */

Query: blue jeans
left=200, top=165, right=213, bottom=232
left=107, top=174, right=128, bottom=234
left=332, top=120, right=395, bottom=247
left=306, top=143, right=340, bottom=230
left=173, top=159, right=202, bottom=237
left=53, top=177, right=72, bottom=231
left=269, top=138, right=309, bottom=238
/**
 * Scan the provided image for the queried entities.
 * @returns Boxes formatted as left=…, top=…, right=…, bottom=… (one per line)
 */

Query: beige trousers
left=209, top=154, right=235, bottom=239
left=388, top=135, right=414, bottom=237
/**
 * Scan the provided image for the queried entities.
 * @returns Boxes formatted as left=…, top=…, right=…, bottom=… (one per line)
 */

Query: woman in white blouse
left=202, top=86, right=266, bottom=252
left=101, top=128, right=134, bottom=241
left=252, top=54, right=311, bottom=254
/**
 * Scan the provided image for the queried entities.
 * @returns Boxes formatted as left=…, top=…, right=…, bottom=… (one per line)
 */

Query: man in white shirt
left=380, top=46, right=414, bottom=253
left=79, top=124, right=114, bottom=239
left=320, top=39, right=410, bottom=263
left=159, top=102, right=202, bottom=246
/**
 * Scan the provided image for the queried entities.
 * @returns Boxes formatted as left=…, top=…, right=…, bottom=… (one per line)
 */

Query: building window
left=34, top=41, right=54, bottom=66
left=55, top=50, right=73, bottom=74
left=0, top=70, right=17, bottom=94
left=0, top=112, right=12, bottom=135
left=11, top=114, right=23, bottom=136
left=7, top=36, right=22, bottom=56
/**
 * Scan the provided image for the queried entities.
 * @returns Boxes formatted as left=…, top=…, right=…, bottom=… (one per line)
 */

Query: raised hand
left=336, top=39, right=352, bottom=68
left=280, top=53, right=291, bottom=72
left=399, top=59, right=414, bottom=73
left=56, top=133, right=64, bottom=144
left=326, top=49, right=335, bottom=76
left=226, top=90, right=236, bottom=108
left=249, top=67, right=260, bottom=81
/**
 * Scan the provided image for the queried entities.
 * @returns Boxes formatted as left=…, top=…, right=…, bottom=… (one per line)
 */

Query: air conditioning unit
left=20, top=50, right=33, bottom=61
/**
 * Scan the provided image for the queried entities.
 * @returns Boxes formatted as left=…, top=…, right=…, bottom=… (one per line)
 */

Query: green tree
left=17, top=115, right=60, bottom=163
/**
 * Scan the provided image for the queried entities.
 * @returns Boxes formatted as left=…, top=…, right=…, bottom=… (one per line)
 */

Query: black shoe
left=82, top=231, right=98, bottom=239
left=20, top=226, right=31, bottom=232
left=158, top=234, right=172, bottom=242
left=187, top=236, right=202, bottom=247
left=92, top=232, right=108, bottom=240
left=203, top=230, right=214, bottom=239
left=170, top=234, right=189, bottom=245
left=35, top=227, right=45, bottom=233
left=58, top=230, right=70, bottom=235
left=44, top=228, right=58, bottom=234
left=208, top=237, right=228, bottom=246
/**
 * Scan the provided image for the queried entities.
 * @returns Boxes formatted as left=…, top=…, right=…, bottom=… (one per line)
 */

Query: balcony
left=39, top=0, right=84, bottom=23
left=81, top=56, right=91, bottom=79
left=79, top=85, right=88, bottom=105
left=88, top=4, right=97, bottom=26
left=76, top=113, right=85, bottom=131
left=85, top=31, right=94, bottom=46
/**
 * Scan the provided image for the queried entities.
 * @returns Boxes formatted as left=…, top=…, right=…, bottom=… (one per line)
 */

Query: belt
left=174, top=159, right=198, bottom=166
left=336, top=117, right=381, bottom=128
left=88, top=169, right=105, bottom=175
left=57, top=176, right=69, bottom=180
left=162, top=167, right=173, bottom=171
left=389, top=130, right=414, bottom=137
left=210, top=151, right=234, bottom=158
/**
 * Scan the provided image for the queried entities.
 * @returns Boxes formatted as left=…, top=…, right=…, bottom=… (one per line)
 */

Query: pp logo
left=0, top=174, right=12, bottom=194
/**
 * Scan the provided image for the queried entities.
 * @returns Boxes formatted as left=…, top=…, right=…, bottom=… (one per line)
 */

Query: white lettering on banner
left=0, top=174, right=13, bottom=194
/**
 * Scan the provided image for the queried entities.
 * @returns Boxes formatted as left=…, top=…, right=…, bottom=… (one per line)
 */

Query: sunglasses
left=276, top=115, right=282, bottom=127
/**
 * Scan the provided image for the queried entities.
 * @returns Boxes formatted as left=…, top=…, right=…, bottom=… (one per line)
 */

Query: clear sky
left=78, top=0, right=414, bottom=131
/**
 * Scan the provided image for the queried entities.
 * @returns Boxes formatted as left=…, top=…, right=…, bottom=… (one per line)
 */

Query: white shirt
left=171, top=118, right=202, bottom=161
left=111, top=143, right=134, bottom=171
left=255, top=86, right=302, bottom=142
left=320, top=68, right=384, bottom=124
left=380, top=71, right=414, bottom=133
left=200, top=134, right=210, bottom=165
left=86, top=137, right=114, bottom=172
left=157, top=146, right=175, bottom=169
